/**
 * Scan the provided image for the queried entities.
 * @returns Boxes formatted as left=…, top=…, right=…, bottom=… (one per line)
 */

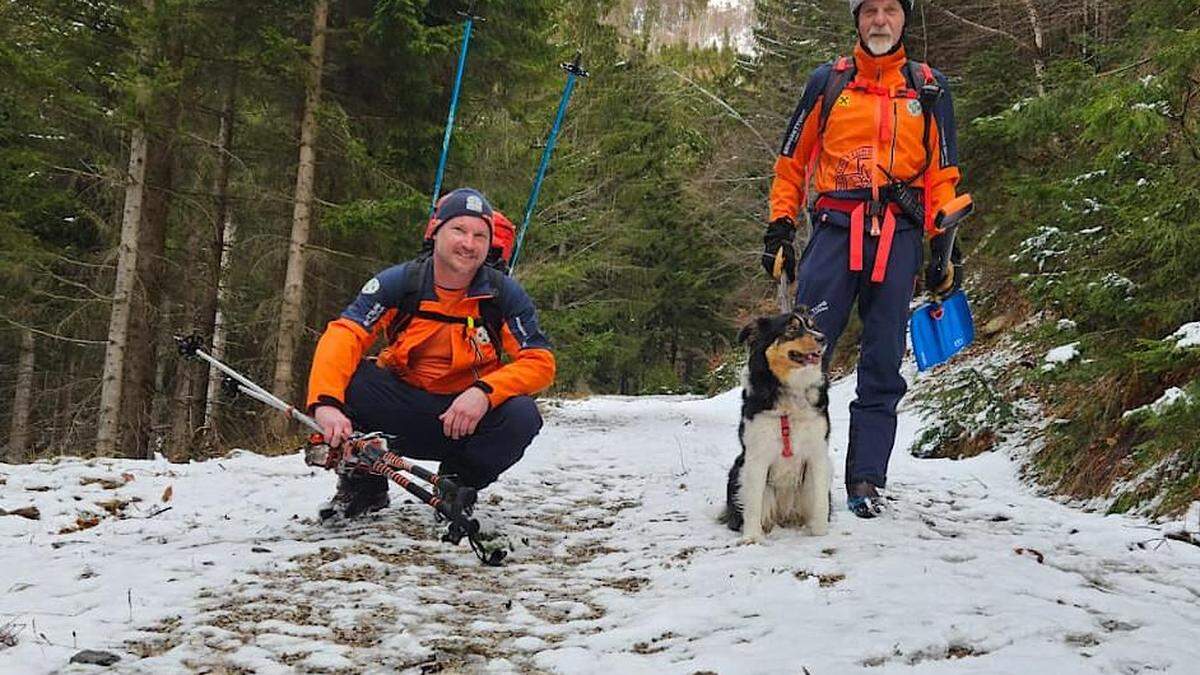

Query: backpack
left=811, top=56, right=942, bottom=182
left=817, top=58, right=938, bottom=133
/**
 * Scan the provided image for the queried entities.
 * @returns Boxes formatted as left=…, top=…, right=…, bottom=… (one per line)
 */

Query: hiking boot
left=318, top=473, right=389, bottom=521
left=847, top=481, right=886, bottom=519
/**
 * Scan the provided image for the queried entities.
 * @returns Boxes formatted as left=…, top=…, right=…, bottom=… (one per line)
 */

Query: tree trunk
left=120, top=86, right=180, bottom=459
left=170, top=71, right=238, bottom=460
left=205, top=218, right=236, bottom=443
left=7, top=328, right=35, bottom=463
left=1020, top=0, right=1047, bottom=96
left=96, top=123, right=149, bottom=457
left=272, top=0, right=329, bottom=429
left=57, top=352, right=79, bottom=455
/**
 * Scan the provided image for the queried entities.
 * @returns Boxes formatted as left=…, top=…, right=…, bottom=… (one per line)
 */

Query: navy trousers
left=343, top=361, right=543, bottom=490
left=794, top=216, right=923, bottom=489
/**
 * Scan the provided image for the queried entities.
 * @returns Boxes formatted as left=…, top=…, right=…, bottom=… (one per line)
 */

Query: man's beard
left=864, top=33, right=898, bottom=55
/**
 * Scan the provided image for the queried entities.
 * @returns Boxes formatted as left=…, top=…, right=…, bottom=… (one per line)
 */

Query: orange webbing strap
left=849, top=203, right=865, bottom=272
left=871, top=209, right=898, bottom=284
left=816, top=196, right=904, bottom=283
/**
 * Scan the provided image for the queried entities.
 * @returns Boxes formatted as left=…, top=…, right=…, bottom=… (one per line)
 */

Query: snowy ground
left=4, top=374, right=1200, bottom=674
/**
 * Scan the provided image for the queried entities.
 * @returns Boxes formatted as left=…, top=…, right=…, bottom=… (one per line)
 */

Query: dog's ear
left=737, top=321, right=758, bottom=345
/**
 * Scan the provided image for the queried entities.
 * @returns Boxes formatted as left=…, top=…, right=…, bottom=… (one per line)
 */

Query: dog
left=720, top=308, right=831, bottom=542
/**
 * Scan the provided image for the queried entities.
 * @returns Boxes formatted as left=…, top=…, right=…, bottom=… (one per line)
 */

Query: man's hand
left=761, top=217, right=797, bottom=283
left=439, top=387, right=490, bottom=440
left=314, top=405, right=354, bottom=448
left=926, top=234, right=964, bottom=296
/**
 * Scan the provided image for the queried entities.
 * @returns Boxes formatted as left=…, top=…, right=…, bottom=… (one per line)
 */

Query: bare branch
left=663, top=66, right=776, bottom=158
left=924, top=1, right=1034, bottom=53
left=0, top=315, right=106, bottom=346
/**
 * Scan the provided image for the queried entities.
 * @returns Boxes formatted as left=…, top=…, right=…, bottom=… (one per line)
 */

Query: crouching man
left=306, top=187, right=556, bottom=519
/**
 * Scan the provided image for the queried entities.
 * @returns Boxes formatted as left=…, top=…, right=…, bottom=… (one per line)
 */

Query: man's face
left=432, top=215, right=490, bottom=277
left=857, top=0, right=905, bottom=55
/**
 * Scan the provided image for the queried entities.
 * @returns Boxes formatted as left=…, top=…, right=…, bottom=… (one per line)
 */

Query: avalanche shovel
left=910, top=195, right=976, bottom=371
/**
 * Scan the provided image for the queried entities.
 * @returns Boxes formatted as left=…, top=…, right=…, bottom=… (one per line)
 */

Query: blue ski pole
left=509, top=52, right=589, bottom=273
left=430, top=3, right=482, bottom=216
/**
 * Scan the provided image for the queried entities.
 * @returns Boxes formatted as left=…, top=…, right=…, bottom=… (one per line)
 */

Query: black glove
left=761, top=217, right=797, bottom=283
left=926, top=233, right=963, bottom=296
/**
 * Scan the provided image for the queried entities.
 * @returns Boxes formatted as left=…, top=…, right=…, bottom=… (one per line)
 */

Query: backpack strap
left=800, top=56, right=857, bottom=206
left=476, top=266, right=508, bottom=353
left=902, top=60, right=941, bottom=234
left=386, top=258, right=507, bottom=360
left=817, top=56, right=856, bottom=135
left=902, top=60, right=935, bottom=92
left=384, top=258, right=428, bottom=343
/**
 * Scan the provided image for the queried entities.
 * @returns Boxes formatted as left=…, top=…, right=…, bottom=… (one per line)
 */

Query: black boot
left=318, top=473, right=389, bottom=521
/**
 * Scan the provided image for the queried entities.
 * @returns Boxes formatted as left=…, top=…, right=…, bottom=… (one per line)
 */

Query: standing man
left=306, top=187, right=555, bottom=519
left=763, top=0, right=965, bottom=518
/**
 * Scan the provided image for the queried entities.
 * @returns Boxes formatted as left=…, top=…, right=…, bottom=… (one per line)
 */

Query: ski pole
left=334, top=435, right=498, bottom=565
left=509, top=51, right=589, bottom=272
left=173, top=334, right=502, bottom=565
left=429, top=1, right=482, bottom=217
left=175, top=334, right=472, bottom=498
left=776, top=276, right=793, bottom=314
left=337, top=437, right=500, bottom=565
left=175, top=334, right=322, bottom=433
left=328, top=434, right=473, bottom=505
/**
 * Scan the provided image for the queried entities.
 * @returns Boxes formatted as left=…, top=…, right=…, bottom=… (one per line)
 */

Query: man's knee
left=495, top=395, right=542, bottom=444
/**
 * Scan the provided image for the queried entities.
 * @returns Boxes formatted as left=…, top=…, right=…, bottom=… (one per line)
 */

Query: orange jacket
left=306, top=260, right=555, bottom=412
left=770, top=44, right=961, bottom=234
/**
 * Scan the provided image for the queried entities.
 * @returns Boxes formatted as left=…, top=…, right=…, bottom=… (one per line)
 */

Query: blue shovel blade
left=910, top=289, right=975, bottom=372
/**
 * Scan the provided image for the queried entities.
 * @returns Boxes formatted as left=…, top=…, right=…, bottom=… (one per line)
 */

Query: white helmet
left=850, top=0, right=913, bottom=16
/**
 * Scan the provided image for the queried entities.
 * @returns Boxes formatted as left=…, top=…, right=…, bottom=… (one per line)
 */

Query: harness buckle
left=865, top=200, right=886, bottom=236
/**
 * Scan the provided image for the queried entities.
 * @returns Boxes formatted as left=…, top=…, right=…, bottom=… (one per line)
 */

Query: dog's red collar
left=780, top=415, right=793, bottom=458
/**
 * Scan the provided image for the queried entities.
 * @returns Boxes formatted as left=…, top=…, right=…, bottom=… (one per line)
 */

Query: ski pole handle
left=175, top=334, right=323, bottom=434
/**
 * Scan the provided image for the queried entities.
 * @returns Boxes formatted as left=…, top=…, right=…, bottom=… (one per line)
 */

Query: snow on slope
left=3, top=375, right=1200, bottom=673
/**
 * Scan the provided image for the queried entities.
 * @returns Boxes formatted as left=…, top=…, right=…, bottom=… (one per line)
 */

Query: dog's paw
left=807, top=523, right=829, bottom=537
left=740, top=532, right=765, bottom=545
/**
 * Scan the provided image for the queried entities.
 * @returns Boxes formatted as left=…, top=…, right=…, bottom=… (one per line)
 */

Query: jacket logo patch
left=473, top=325, right=491, bottom=346
left=907, top=99, right=923, bottom=117
left=834, top=146, right=874, bottom=191
left=364, top=303, right=385, bottom=326
left=836, top=93, right=851, bottom=107
left=361, top=278, right=381, bottom=294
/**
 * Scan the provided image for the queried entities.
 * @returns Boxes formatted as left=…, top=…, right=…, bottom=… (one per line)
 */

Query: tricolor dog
left=721, top=309, right=831, bottom=542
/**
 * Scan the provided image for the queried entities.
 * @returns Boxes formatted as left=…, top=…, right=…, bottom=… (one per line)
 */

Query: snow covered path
left=3, top=377, right=1200, bottom=673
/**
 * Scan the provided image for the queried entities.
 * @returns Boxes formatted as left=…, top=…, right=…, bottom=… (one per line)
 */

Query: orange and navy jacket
left=306, top=260, right=555, bottom=412
left=770, top=43, right=961, bottom=235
